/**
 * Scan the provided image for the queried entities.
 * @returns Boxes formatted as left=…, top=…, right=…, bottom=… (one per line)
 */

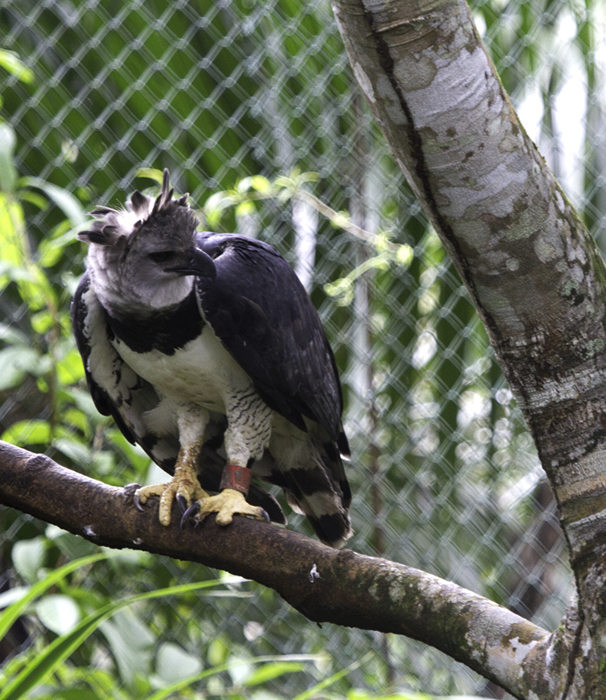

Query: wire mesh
left=0, top=0, right=595, bottom=696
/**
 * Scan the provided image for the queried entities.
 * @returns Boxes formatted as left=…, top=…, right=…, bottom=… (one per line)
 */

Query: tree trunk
left=330, top=0, right=606, bottom=696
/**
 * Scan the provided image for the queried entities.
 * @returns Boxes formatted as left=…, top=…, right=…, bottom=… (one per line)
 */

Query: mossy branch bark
left=0, top=440, right=549, bottom=698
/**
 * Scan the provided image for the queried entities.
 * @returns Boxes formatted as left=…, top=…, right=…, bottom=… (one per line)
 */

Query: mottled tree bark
left=331, top=0, right=606, bottom=697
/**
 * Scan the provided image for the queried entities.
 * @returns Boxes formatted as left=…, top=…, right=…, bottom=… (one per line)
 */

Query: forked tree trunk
left=330, top=0, right=606, bottom=696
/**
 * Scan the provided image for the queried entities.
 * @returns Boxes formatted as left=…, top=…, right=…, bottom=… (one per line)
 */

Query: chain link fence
left=0, top=0, right=596, bottom=696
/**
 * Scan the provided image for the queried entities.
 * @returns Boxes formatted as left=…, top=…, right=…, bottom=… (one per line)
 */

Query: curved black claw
left=260, top=509, right=270, bottom=524
left=176, top=493, right=189, bottom=515
left=180, top=501, right=201, bottom=530
left=123, top=483, right=144, bottom=510
left=133, top=492, right=146, bottom=513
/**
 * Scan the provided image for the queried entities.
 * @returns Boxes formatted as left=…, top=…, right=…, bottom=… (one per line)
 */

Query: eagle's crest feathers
left=78, top=169, right=196, bottom=251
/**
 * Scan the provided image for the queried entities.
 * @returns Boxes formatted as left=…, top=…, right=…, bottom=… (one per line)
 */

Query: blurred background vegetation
left=0, top=0, right=600, bottom=697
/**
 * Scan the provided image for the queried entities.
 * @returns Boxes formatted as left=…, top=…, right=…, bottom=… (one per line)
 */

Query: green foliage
left=0, top=550, right=337, bottom=700
left=204, top=168, right=414, bottom=307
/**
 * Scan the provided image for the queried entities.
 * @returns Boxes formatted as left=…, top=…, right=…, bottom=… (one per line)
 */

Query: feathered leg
left=136, top=402, right=270, bottom=527
left=181, top=392, right=273, bottom=527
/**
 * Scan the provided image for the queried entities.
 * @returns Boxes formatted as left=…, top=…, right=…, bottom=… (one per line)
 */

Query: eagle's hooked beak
left=166, top=248, right=217, bottom=280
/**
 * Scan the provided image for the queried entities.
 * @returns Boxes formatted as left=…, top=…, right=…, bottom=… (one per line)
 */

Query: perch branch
left=0, top=440, right=553, bottom=698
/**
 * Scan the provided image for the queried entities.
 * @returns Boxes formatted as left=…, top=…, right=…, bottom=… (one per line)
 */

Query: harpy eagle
left=71, top=170, right=352, bottom=547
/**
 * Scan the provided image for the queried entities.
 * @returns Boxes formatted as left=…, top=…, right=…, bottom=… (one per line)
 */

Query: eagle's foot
left=181, top=488, right=270, bottom=528
left=134, top=469, right=208, bottom=527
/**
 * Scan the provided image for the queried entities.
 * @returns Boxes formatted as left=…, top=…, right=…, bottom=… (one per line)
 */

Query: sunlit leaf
left=2, top=418, right=51, bottom=446
left=0, top=553, right=109, bottom=642
left=235, top=200, right=256, bottom=218
left=0, top=587, right=28, bottom=611
left=0, top=124, right=17, bottom=193
left=208, top=635, right=230, bottom=666
left=249, top=175, right=272, bottom=192
left=136, top=167, right=164, bottom=185
left=155, top=642, right=202, bottom=685
left=36, top=595, right=81, bottom=636
left=11, top=538, right=46, bottom=584
left=56, top=347, right=86, bottom=385
left=20, top=177, right=87, bottom=226
left=0, top=49, right=34, bottom=84
left=0, top=577, right=226, bottom=700
left=101, top=609, right=155, bottom=687
left=244, top=661, right=305, bottom=687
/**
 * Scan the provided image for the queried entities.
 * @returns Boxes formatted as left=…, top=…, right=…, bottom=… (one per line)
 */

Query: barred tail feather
left=287, top=488, right=352, bottom=548
left=277, top=446, right=352, bottom=548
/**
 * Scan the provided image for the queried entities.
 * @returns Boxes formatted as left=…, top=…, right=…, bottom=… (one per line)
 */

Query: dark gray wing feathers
left=194, top=232, right=347, bottom=451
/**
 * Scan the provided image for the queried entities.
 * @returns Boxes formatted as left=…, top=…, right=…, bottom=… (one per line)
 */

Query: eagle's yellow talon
left=135, top=468, right=209, bottom=527
left=192, top=488, right=268, bottom=526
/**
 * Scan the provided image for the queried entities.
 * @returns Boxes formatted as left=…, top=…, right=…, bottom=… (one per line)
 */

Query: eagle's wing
left=71, top=271, right=286, bottom=523
left=194, top=233, right=349, bottom=454
left=71, top=271, right=181, bottom=469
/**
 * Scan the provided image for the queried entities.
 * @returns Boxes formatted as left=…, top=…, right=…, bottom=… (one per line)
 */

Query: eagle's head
left=78, top=169, right=215, bottom=315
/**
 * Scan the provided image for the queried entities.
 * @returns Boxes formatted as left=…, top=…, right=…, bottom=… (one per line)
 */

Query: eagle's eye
left=148, top=251, right=176, bottom=264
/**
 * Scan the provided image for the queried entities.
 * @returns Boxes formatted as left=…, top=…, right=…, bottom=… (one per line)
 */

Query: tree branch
left=0, top=440, right=550, bottom=698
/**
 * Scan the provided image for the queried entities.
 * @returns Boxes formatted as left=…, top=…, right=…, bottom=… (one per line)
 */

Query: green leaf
left=36, top=595, right=81, bottom=636
left=106, top=429, right=151, bottom=472
left=205, top=190, right=239, bottom=213
left=0, top=125, right=17, bottom=193
left=135, top=167, right=164, bottom=185
left=20, top=177, right=87, bottom=226
left=11, top=538, right=46, bottom=583
left=0, top=50, right=34, bottom=84
left=2, top=419, right=51, bottom=446
left=396, top=243, right=414, bottom=267
left=145, top=656, right=321, bottom=700
left=155, top=642, right=202, bottom=685
left=235, top=200, right=256, bottom=218
left=101, top=609, right=155, bottom=686
left=53, top=437, right=92, bottom=465
left=0, top=322, right=29, bottom=345
left=208, top=635, right=230, bottom=666
left=236, top=176, right=255, bottom=193
left=249, top=175, right=272, bottom=192
left=0, top=553, right=109, bottom=641
left=17, top=189, right=48, bottom=210
left=0, top=346, right=41, bottom=391
left=244, top=661, right=305, bottom=687
left=0, top=587, right=28, bottom=610
left=291, top=652, right=373, bottom=700
left=56, top=347, right=86, bottom=385
left=44, top=525, right=98, bottom=560
left=30, top=309, right=54, bottom=334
